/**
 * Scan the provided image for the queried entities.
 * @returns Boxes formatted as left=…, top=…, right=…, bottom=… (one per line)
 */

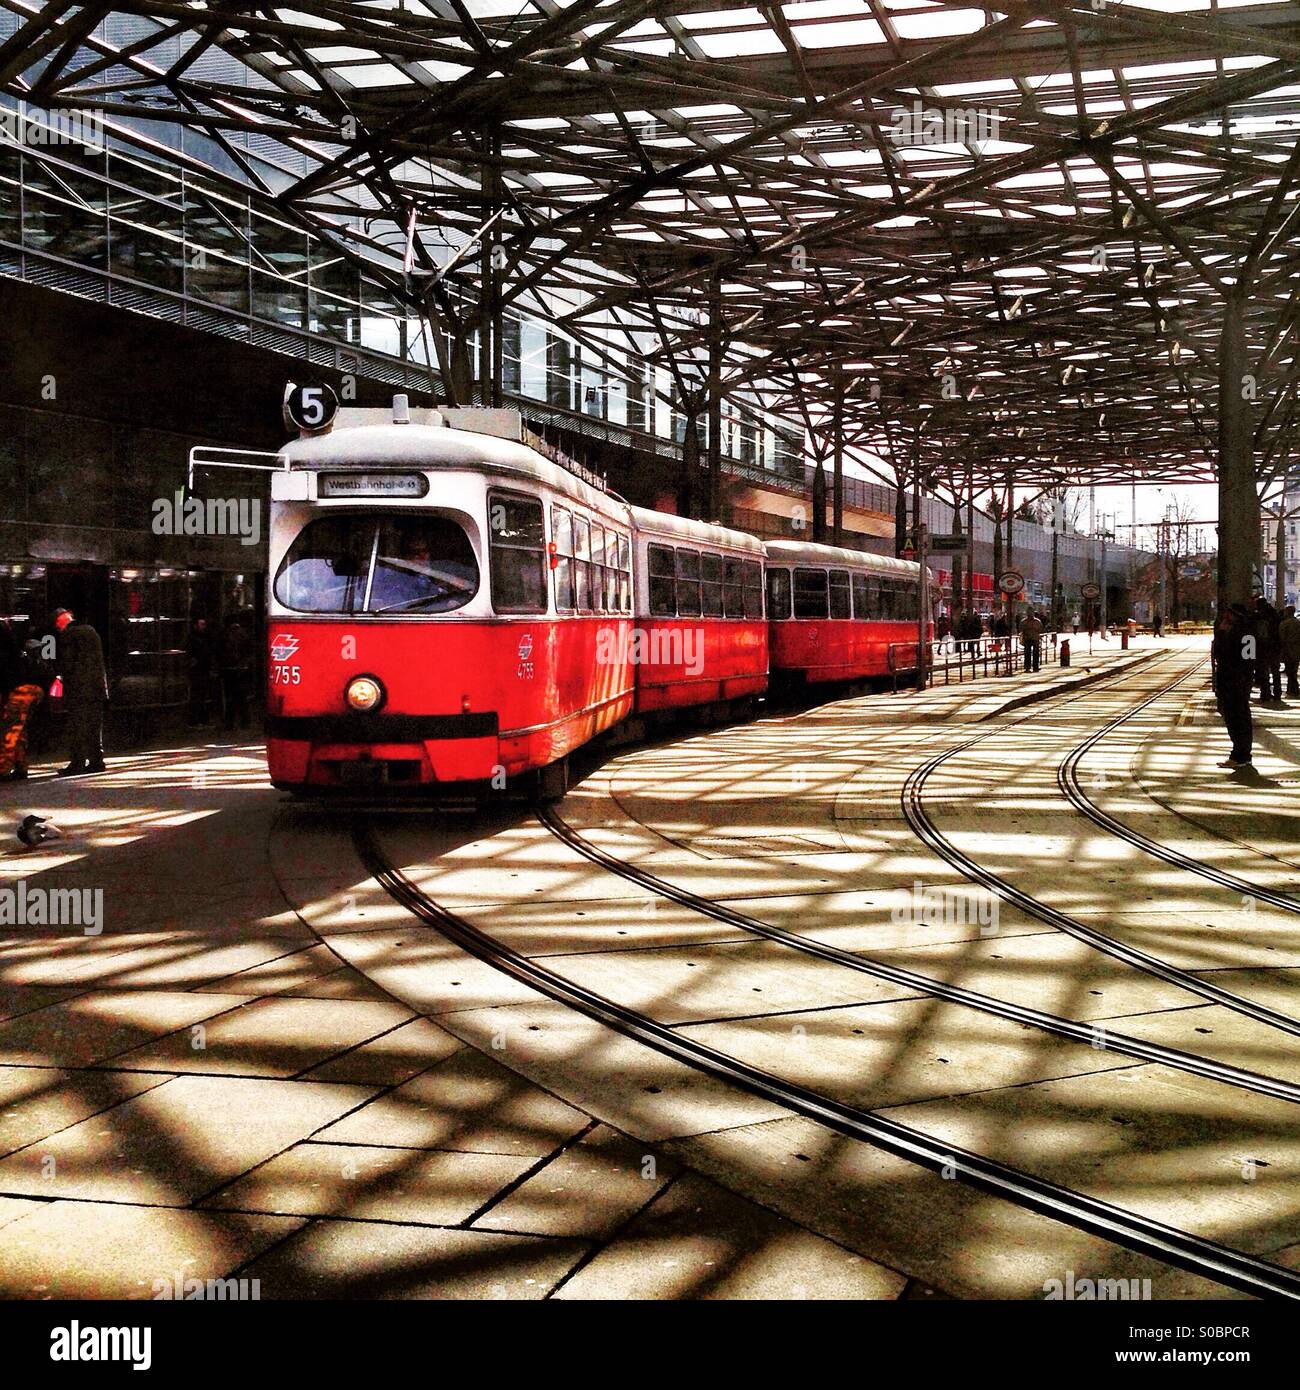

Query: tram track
left=1058, top=666, right=1300, bottom=914
left=902, top=657, right=1300, bottom=1041
left=539, top=804, right=1300, bottom=1105
left=535, top=649, right=1300, bottom=1102
left=352, top=816, right=1300, bottom=1301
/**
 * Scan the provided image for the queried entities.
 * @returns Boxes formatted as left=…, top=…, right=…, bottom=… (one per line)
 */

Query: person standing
left=0, top=622, right=50, bottom=781
left=218, top=612, right=253, bottom=732
left=1212, top=603, right=1256, bottom=769
left=1019, top=609, right=1044, bottom=673
left=1252, top=595, right=1282, bottom=704
left=1152, top=610, right=1164, bottom=638
left=53, top=608, right=108, bottom=777
left=1280, top=604, right=1300, bottom=699
left=187, top=616, right=215, bottom=727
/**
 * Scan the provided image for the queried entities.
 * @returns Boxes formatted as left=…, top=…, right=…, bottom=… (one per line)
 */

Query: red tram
left=764, top=539, right=928, bottom=685
left=264, top=400, right=929, bottom=797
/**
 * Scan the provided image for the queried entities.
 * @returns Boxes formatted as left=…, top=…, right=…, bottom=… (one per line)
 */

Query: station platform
left=1, top=634, right=1297, bottom=1300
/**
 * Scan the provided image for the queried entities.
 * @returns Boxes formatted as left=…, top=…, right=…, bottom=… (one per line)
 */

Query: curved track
left=1057, top=663, right=1300, bottom=914
left=352, top=817, right=1300, bottom=1301
left=902, top=660, right=1300, bottom=1040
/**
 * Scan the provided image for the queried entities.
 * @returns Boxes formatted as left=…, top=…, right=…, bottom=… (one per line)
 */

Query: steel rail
left=354, top=819, right=1300, bottom=1301
left=1058, top=661, right=1300, bottom=914
left=540, top=804, right=1300, bottom=1105
left=902, top=661, right=1300, bottom=1040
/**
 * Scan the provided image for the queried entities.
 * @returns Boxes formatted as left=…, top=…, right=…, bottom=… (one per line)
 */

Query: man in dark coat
left=1212, top=603, right=1257, bottom=768
left=1252, top=595, right=1283, bottom=704
left=1280, top=604, right=1300, bottom=699
left=1019, top=609, right=1045, bottom=673
left=218, top=613, right=253, bottom=732
left=53, top=608, right=108, bottom=776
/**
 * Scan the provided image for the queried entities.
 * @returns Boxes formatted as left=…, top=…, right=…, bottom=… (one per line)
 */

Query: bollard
left=1060, top=638, right=1071, bottom=667
left=1121, top=628, right=1129, bottom=650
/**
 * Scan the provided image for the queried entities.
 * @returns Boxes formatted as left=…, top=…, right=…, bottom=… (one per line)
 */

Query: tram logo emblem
left=270, top=633, right=300, bottom=663
left=517, top=633, right=533, bottom=661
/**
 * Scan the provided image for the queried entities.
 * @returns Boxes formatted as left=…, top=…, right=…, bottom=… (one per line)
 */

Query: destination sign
left=319, top=472, right=429, bottom=498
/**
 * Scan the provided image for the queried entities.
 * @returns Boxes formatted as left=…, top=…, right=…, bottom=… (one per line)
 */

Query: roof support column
left=812, top=456, right=828, bottom=543
left=479, top=130, right=503, bottom=408
left=707, top=271, right=723, bottom=524
left=894, top=458, right=908, bottom=558
left=1218, top=290, right=1260, bottom=612
left=832, top=367, right=844, bottom=548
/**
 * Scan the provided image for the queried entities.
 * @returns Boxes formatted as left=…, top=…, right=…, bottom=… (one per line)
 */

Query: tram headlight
left=345, top=675, right=385, bottom=713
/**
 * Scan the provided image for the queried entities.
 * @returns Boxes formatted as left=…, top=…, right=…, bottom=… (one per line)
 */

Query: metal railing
left=890, top=634, right=1069, bottom=690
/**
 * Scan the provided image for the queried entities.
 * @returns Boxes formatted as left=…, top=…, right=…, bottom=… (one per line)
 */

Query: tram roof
left=764, top=539, right=922, bottom=579
left=280, top=423, right=627, bottom=520
left=628, top=507, right=766, bottom=556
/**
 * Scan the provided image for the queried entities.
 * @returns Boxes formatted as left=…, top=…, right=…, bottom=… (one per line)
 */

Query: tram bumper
left=266, top=713, right=500, bottom=788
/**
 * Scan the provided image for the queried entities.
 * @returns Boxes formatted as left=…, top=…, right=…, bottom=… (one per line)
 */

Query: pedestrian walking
left=187, top=616, right=216, bottom=727
left=53, top=608, right=108, bottom=777
left=1152, top=610, right=1164, bottom=638
left=1019, top=609, right=1045, bottom=673
left=1212, top=603, right=1256, bottom=769
left=1280, top=604, right=1300, bottom=699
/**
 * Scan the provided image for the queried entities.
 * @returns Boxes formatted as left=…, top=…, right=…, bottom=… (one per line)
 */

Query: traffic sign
left=927, top=533, right=969, bottom=553
left=998, top=569, right=1025, bottom=595
left=1081, top=581, right=1101, bottom=599
left=284, top=381, right=339, bottom=434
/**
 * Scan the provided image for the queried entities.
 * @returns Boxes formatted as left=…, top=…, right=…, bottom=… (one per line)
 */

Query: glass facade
left=0, top=105, right=804, bottom=486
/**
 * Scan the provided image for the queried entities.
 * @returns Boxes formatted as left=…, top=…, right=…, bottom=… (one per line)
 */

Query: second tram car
left=263, top=399, right=929, bottom=796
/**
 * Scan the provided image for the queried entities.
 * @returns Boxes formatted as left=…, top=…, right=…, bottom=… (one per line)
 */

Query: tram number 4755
left=272, top=664, right=302, bottom=685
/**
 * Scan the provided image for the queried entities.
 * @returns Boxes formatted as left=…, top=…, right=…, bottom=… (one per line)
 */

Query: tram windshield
left=274, top=514, right=479, bottom=614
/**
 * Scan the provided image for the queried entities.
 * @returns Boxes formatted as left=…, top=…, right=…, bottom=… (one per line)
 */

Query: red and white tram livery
left=630, top=508, right=767, bottom=715
left=764, top=539, right=930, bottom=685
left=262, top=397, right=930, bottom=795
left=266, top=405, right=633, bottom=794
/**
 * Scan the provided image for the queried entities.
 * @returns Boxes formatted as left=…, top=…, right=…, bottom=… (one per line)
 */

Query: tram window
left=829, top=570, right=851, bottom=619
left=676, top=548, right=701, bottom=617
left=898, top=580, right=918, bottom=621
left=616, top=535, right=632, bottom=613
left=851, top=573, right=870, bottom=619
left=274, top=513, right=479, bottom=615
left=742, top=560, right=764, bottom=619
left=607, top=545, right=621, bottom=613
left=488, top=492, right=546, bottom=614
left=877, top=579, right=895, bottom=620
left=551, top=506, right=574, bottom=612
left=766, top=568, right=792, bottom=621
left=793, top=567, right=829, bottom=619
left=723, top=558, right=745, bottom=617
left=700, top=552, right=724, bottom=617
left=590, top=526, right=606, bottom=612
left=648, top=543, right=676, bottom=616
left=573, top=515, right=592, bottom=612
